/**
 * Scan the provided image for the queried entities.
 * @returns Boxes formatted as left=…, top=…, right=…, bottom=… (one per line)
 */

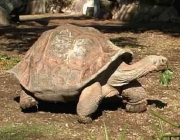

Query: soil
left=0, top=13, right=180, bottom=140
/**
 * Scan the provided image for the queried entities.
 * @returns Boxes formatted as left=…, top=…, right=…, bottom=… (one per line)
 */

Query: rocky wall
left=112, top=0, right=180, bottom=22
left=25, top=0, right=46, bottom=14
left=0, top=0, right=24, bottom=26
left=0, top=6, right=10, bottom=26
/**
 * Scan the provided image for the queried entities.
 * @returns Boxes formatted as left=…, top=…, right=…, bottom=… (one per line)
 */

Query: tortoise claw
left=126, top=100, right=147, bottom=113
left=77, top=116, right=92, bottom=124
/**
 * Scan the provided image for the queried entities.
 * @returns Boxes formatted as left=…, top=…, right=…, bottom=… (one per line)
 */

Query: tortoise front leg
left=121, top=81, right=147, bottom=113
left=77, top=82, right=119, bottom=123
left=77, top=82, right=103, bottom=124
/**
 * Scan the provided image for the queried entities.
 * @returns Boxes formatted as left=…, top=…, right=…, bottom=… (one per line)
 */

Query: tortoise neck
left=107, top=57, right=156, bottom=87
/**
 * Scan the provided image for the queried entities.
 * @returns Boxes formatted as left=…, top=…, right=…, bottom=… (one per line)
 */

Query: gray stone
left=150, top=5, right=165, bottom=17
left=0, top=0, right=23, bottom=14
left=0, top=0, right=26, bottom=23
left=158, top=6, right=178, bottom=22
left=0, top=6, right=10, bottom=26
left=153, top=0, right=175, bottom=5
left=26, top=0, right=46, bottom=14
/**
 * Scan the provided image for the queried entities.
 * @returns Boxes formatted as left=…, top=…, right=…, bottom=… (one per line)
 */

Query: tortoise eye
left=161, top=58, right=167, bottom=65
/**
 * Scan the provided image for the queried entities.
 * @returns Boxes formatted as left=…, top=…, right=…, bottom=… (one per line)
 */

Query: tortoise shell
left=8, top=24, right=131, bottom=95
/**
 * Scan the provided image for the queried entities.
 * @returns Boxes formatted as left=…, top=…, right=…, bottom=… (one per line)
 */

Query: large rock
left=112, top=2, right=139, bottom=21
left=0, top=0, right=23, bottom=14
left=149, top=5, right=165, bottom=17
left=0, top=0, right=25, bottom=23
left=158, top=6, right=178, bottom=22
left=153, top=0, right=175, bottom=5
left=0, top=6, right=10, bottom=26
left=112, top=0, right=179, bottom=22
left=25, top=0, right=46, bottom=14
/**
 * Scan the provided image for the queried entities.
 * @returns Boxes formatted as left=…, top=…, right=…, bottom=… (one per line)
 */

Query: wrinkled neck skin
left=107, top=56, right=161, bottom=87
left=101, top=84, right=119, bottom=98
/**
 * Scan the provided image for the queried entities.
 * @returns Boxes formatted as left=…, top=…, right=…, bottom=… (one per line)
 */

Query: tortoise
left=8, top=24, right=167, bottom=123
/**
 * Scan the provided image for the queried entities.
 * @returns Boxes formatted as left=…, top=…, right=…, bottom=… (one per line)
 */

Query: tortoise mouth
left=157, top=61, right=168, bottom=71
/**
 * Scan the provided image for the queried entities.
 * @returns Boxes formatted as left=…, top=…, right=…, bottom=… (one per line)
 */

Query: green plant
left=118, top=125, right=127, bottom=140
left=0, top=54, right=11, bottom=60
left=0, top=123, right=58, bottom=140
left=0, top=54, right=20, bottom=70
left=103, top=122, right=110, bottom=140
left=160, top=69, right=173, bottom=86
left=150, top=110, right=180, bottom=140
left=102, top=122, right=128, bottom=140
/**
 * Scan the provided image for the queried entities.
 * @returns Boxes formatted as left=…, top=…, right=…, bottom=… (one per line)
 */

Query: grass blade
left=161, top=134, right=180, bottom=140
left=150, top=110, right=180, bottom=128
left=119, top=125, right=128, bottom=140
left=103, top=123, right=110, bottom=140
left=159, top=119, right=164, bottom=137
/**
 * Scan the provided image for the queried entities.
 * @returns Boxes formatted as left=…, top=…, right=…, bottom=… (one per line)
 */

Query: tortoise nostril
left=161, top=59, right=164, bottom=64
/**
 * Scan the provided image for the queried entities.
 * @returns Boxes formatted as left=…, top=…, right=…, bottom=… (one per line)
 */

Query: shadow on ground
left=0, top=24, right=56, bottom=53
left=14, top=95, right=125, bottom=120
left=14, top=95, right=167, bottom=122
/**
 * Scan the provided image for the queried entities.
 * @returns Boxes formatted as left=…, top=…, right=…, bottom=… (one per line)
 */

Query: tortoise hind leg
left=19, top=89, right=38, bottom=110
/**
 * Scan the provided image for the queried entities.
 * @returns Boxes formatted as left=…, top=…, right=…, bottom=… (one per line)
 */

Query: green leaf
left=0, top=54, right=21, bottom=70
left=0, top=54, right=10, bottom=61
left=160, top=69, right=173, bottom=86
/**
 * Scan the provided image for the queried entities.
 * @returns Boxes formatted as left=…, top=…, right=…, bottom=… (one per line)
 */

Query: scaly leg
left=121, top=81, right=147, bottom=113
left=77, top=82, right=119, bottom=123
left=19, top=89, right=38, bottom=110
left=77, top=82, right=103, bottom=123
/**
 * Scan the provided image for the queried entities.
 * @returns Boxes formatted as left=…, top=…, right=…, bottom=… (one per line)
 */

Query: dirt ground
left=0, top=13, right=180, bottom=140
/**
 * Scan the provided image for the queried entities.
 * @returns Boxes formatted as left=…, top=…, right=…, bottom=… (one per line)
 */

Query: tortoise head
left=146, top=55, right=168, bottom=71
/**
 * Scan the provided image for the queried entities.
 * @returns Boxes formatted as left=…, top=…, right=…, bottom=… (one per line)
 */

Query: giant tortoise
left=8, top=24, right=167, bottom=123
